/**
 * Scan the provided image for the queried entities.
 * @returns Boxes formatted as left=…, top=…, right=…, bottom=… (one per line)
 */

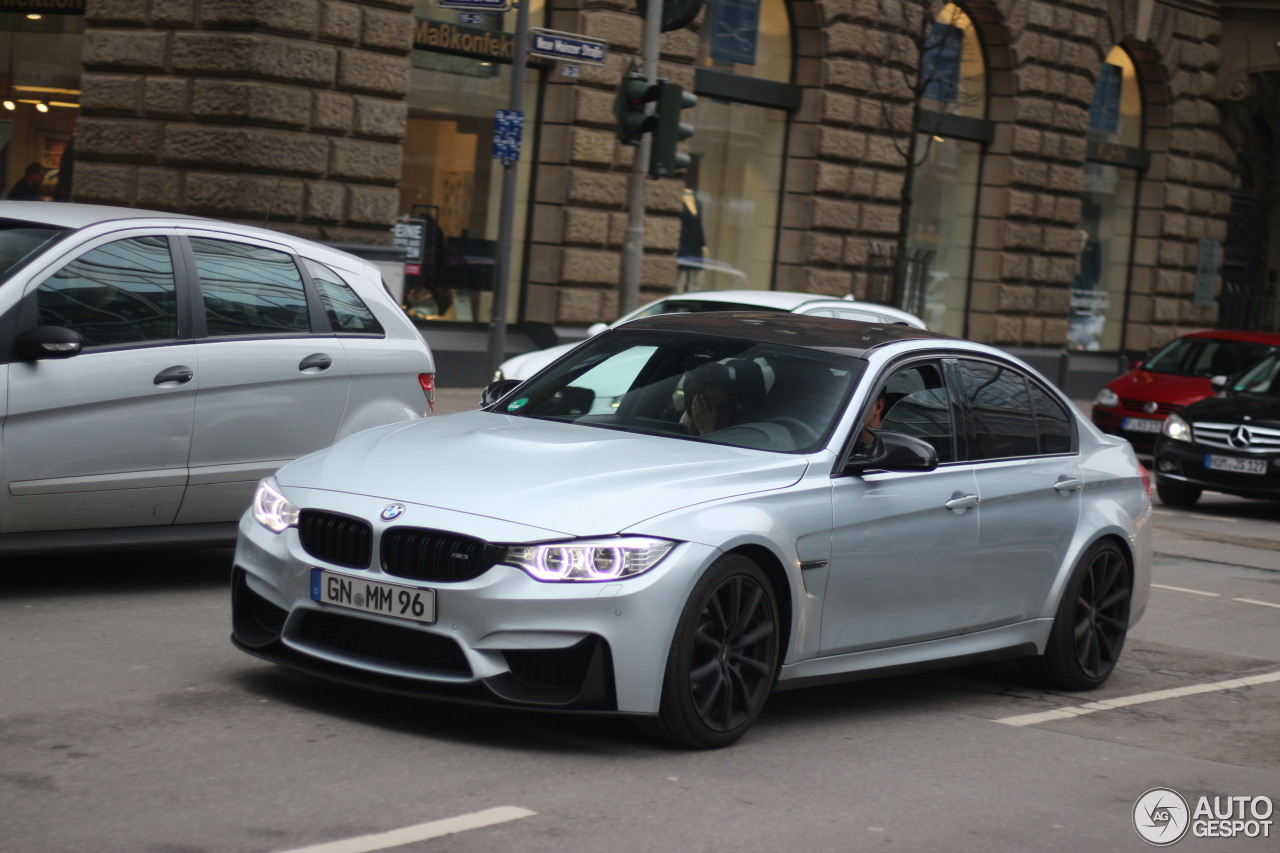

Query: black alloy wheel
left=1032, top=540, right=1132, bottom=690
left=648, top=554, right=780, bottom=748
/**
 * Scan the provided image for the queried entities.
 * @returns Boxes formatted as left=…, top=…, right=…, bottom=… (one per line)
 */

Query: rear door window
left=190, top=238, right=310, bottom=337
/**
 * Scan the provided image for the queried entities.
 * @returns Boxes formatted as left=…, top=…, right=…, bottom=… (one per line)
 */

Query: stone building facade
left=3, top=0, right=1277, bottom=384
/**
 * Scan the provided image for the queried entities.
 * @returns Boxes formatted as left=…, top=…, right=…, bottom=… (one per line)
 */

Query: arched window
left=906, top=3, right=990, bottom=335
left=682, top=0, right=798, bottom=291
left=1068, top=46, right=1147, bottom=351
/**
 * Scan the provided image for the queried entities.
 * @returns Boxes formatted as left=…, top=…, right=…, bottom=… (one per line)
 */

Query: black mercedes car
left=1152, top=350, right=1280, bottom=507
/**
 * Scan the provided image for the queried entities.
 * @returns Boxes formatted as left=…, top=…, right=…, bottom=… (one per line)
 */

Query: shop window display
left=0, top=13, right=83, bottom=201
left=399, top=2, right=542, bottom=325
left=1069, top=46, right=1143, bottom=351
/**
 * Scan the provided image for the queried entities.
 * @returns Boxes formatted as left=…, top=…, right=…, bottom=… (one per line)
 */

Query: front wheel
left=1028, top=540, right=1132, bottom=690
left=647, top=554, right=780, bottom=749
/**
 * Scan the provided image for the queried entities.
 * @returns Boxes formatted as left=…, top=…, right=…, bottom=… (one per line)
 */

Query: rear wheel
left=1029, top=540, right=1132, bottom=690
left=646, top=554, right=780, bottom=749
left=1156, top=479, right=1201, bottom=508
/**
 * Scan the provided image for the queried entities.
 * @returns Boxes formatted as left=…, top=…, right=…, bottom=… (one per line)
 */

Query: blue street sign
left=435, top=0, right=510, bottom=10
left=528, top=28, right=608, bottom=65
left=492, top=109, right=524, bottom=164
left=457, top=12, right=485, bottom=23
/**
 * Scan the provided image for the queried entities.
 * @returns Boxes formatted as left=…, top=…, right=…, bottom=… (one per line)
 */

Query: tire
left=646, top=554, right=780, bottom=749
left=1156, top=479, right=1201, bottom=508
left=1028, top=540, right=1132, bottom=691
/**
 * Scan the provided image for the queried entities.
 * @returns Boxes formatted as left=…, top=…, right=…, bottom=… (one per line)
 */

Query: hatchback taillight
left=419, top=373, right=436, bottom=413
left=1139, top=462, right=1151, bottom=497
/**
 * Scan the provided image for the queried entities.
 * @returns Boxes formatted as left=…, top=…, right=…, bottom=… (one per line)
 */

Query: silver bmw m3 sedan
left=232, top=312, right=1152, bottom=748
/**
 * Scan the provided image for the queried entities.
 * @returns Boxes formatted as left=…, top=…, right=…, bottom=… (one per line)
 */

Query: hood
left=1108, top=369, right=1212, bottom=407
left=278, top=411, right=809, bottom=537
left=1178, top=393, right=1280, bottom=429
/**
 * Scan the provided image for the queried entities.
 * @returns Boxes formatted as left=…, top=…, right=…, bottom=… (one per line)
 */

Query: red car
left=1091, top=329, right=1280, bottom=452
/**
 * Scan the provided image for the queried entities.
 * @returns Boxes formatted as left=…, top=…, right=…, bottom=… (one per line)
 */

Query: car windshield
left=496, top=329, right=864, bottom=453
left=0, top=220, right=69, bottom=283
left=1230, top=352, right=1280, bottom=395
left=629, top=298, right=791, bottom=321
left=1141, top=336, right=1275, bottom=378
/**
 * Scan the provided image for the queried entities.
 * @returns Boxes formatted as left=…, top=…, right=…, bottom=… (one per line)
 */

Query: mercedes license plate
left=1204, top=455, right=1267, bottom=476
left=1122, top=417, right=1163, bottom=433
left=310, top=569, right=436, bottom=623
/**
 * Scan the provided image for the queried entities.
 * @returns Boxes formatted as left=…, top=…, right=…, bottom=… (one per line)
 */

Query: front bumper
left=1153, top=439, right=1280, bottom=500
left=231, top=508, right=717, bottom=715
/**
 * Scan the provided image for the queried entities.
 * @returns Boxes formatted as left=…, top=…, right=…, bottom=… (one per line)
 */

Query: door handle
left=154, top=365, right=194, bottom=386
left=944, top=492, right=979, bottom=512
left=299, top=353, right=333, bottom=372
left=1053, top=477, right=1083, bottom=494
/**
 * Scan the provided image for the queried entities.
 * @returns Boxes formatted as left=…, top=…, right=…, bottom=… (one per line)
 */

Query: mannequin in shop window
left=677, top=187, right=706, bottom=292
left=7, top=162, right=49, bottom=201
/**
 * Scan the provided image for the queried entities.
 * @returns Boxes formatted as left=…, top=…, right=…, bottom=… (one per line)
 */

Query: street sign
left=528, top=28, right=608, bottom=65
left=435, top=0, right=510, bottom=10
left=492, top=109, right=524, bottom=164
left=457, top=12, right=485, bottom=23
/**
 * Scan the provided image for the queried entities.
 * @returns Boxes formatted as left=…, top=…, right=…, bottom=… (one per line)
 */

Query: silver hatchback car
left=0, top=202, right=435, bottom=554
left=232, top=313, right=1151, bottom=747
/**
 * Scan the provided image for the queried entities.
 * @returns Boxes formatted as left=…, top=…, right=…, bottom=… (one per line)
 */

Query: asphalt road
left=2, top=399, right=1277, bottom=852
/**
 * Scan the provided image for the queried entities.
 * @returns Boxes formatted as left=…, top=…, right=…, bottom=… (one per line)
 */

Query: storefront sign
left=394, top=217, right=428, bottom=268
left=414, top=18, right=516, bottom=60
left=528, top=28, right=607, bottom=64
left=492, top=110, right=524, bottom=164
left=0, top=0, right=84, bottom=12
left=434, top=0, right=510, bottom=10
left=1195, top=238, right=1220, bottom=308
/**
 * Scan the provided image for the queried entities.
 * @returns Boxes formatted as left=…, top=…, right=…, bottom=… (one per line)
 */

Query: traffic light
left=648, top=81, right=697, bottom=179
left=614, top=72, right=659, bottom=146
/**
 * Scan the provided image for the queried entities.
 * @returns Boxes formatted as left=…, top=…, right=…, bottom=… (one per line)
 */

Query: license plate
left=1204, top=455, right=1267, bottom=475
left=310, top=569, right=436, bottom=623
left=1122, top=417, right=1163, bottom=433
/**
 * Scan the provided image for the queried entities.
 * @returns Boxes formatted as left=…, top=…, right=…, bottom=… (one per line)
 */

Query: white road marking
left=1151, top=583, right=1220, bottom=597
left=273, top=807, right=536, bottom=853
left=996, top=671, right=1280, bottom=727
left=1234, top=597, right=1280, bottom=609
left=1189, top=513, right=1237, bottom=523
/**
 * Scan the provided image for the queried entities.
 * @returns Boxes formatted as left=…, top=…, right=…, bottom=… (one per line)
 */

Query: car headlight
left=1094, top=387, right=1120, bottom=408
left=1162, top=413, right=1192, bottom=442
left=251, top=477, right=300, bottom=532
left=503, top=537, right=675, bottom=582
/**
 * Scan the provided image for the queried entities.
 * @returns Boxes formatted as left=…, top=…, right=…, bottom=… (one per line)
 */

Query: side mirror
left=587, top=322, right=609, bottom=336
left=15, top=326, right=83, bottom=360
left=481, top=378, right=523, bottom=408
left=1209, top=374, right=1228, bottom=391
left=845, top=431, right=939, bottom=475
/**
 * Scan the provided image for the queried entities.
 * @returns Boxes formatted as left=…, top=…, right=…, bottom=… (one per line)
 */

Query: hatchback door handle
left=944, top=492, right=979, bottom=512
left=1054, top=477, right=1083, bottom=494
left=299, top=353, right=333, bottom=372
left=154, top=365, right=194, bottom=386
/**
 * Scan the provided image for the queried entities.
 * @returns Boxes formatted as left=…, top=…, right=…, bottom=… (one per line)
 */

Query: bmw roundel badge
left=380, top=504, right=405, bottom=521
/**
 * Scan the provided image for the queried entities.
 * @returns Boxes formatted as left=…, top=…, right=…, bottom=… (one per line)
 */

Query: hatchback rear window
left=0, top=221, right=68, bottom=283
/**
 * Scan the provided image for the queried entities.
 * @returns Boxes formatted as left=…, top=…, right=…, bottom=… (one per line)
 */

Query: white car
left=233, top=312, right=1151, bottom=748
left=0, top=202, right=436, bottom=554
left=497, top=290, right=926, bottom=381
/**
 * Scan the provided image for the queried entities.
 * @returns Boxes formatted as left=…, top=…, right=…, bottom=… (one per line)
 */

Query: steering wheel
left=766, top=416, right=821, bottom=447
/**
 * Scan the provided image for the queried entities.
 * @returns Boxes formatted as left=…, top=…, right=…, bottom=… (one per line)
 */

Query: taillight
left=418, top=373, right=435, bottom=413
left=1139, top=462, right=1151, bottom=497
